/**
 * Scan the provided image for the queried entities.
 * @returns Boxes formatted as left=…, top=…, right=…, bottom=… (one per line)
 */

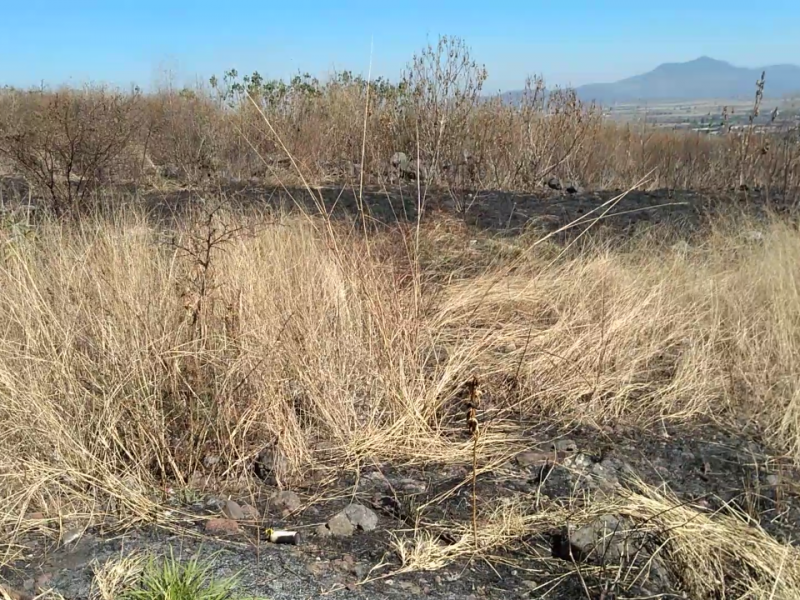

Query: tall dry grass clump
left=1, top=206, right=800, bottom=525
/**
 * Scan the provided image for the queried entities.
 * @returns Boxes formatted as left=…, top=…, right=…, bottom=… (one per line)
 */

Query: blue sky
left=2, top=0, right=798, bottom=91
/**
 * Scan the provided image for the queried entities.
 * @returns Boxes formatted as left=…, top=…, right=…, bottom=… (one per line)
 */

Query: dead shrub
left=0, top=85, right=143, bottom=214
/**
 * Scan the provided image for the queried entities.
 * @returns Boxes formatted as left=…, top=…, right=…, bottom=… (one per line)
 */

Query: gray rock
left=273, top=490, right=302, bottom=513
left=343, top=503, right=378, bottom=531
left=515, top=450, right=551, bottom=468
left=239, top=504, right=260, bottom=520
left=552, top=439, right=578, bottom=453
left=323, top=513, right=355, bottom=537
left=563, top=452, right=594, bottom=470
left=205, top=496, right=225, bottom=509
left=222, top=500, right=245, bottom=521
left=766, top=473, right=781, bottom=487
left=390, top=152, right=409, bottom=168
left=547, top=176, right=563, bottom=191
left=568, top=515, right=631, bottom=563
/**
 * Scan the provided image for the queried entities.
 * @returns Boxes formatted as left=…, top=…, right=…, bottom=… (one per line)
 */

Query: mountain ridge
left=501, top=57, right=800, bottom=105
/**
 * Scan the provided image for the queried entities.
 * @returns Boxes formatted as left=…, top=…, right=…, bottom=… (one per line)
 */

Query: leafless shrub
left=0, top=85, right=142, bottom=214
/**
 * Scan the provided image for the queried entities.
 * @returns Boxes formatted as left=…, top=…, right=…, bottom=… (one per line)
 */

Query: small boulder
left=553, top=515, right=631, bottom=563
left=321, top=512, right=355, bottom=537
left=515, top=451, right=551, bottom=468
left=546, top=177, right=563, bottom=191
left=205, top=518, right=241, bottom=535
left=390, top=152, right=409, bottom=168
left=552, top=439, right=578, bottom=453
left=240, top=504, right=260, bottom=520
left=343, top=503, right=378, bottom=532
left=566, top=183, right=582, bottom=194
left=273, top=490, right=302, bottom=513
left=222, top=500, right=245, bottom=521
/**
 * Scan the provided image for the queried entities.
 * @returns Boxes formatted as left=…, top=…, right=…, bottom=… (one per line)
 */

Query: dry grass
left=0, top=197, right=799, bottom=577
left=2, top=34, right=800, bottom=596
left=389, top=478, right=800, bottom=599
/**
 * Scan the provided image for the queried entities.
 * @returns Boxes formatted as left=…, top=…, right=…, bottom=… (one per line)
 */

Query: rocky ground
left=2, top=419, right=798, bottom=599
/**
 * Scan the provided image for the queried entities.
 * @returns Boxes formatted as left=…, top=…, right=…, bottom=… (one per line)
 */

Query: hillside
left=501, top=57, right=800, bottom=105
left=576, top=57, right=800, bottom=104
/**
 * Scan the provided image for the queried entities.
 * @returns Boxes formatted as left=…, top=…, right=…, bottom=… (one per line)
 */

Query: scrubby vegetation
left=2, top=35, right=800, bottom=600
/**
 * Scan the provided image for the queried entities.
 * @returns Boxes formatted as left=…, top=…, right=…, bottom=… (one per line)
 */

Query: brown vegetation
left=2, top=35, right=800, bottom=599
left=1, top=35, right=798, bottom=213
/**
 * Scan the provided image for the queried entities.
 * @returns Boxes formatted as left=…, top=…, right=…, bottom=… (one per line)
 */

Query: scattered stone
left=22, top=580, right=34, bottom=592
left=205, top=518, right=241, bottom=535
left=397, top=581, right=423, bottom=595
left=343, top=503, right=378, bottom=532
left=553, top=515, right=632, bottom=563
left=766, top=473, right=781, bottom=487
left=25, top=512, right=45, bottom=521
left=202, top=454, right=220, bottom=468
left=61, top=528, right=83, bottom=545
left=547, top=177, right=563, bottom=191
left=552, top=439, right=578, bottom=453
left=392, top=478, right=427, bottom=493
left=317, top=504, right=378, bottom=537
left=321, top=513, right=355, bottom=537
left=205, top=496, right=225, bottom=509
left=515, top=450, right=551, bottom=468
left=254, top=445, right=289, bottom=485
left=273, top=490, right=302, bottom=513
left=222, top=500, right=245, bottom=521
left=240, top=504, right=260, bottom=520
left=390, top=152, right=409, bottom=168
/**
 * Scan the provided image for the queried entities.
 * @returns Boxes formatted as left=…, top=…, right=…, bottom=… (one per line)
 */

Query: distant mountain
left=501, top=57, right=800, bottom=105
left=575, top=57, right=800, bottom=104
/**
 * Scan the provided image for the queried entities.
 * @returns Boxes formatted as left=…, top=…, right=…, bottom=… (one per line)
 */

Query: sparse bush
left=1, top=36, right=798, bottom=200
left=0, top=85, right=143, bottom=213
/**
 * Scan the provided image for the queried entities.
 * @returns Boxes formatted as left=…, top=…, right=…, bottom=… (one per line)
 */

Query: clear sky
left=1, top=0, right=798, bottom=92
